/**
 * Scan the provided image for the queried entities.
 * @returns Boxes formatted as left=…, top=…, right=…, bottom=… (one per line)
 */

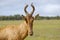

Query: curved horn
left=31, top=3, right=35, bottom=15
left=24, top=4, right=28, bottom=15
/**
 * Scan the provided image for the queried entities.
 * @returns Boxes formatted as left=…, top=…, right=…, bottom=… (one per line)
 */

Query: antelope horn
left=24, top=4, right=28, bottom=15
left=31, top=3, right=35, bottom=15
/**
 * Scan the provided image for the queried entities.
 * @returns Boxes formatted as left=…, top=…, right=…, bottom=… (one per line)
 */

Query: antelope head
left=22, top=3, right=35, bottom=36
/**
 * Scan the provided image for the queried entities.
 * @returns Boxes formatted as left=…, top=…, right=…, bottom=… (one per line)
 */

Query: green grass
left=0, top=20, right=60, bottom=40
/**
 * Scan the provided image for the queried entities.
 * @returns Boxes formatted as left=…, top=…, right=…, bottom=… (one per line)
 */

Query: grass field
left=0, top=20, right=60, bottom=40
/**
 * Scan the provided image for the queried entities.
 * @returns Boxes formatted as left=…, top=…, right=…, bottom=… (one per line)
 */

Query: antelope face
left=22, top=3, right=35, bottom=36
left=25, top=14, right=34, bottom=36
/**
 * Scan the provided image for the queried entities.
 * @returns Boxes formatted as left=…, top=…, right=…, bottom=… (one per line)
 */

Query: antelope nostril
left=29, top=32, right=33, bottom=36
left=30, top=33, right=33, bottom=36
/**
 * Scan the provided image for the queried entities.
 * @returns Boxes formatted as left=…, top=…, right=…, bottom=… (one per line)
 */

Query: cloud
left=43, top=4, right=60, bottom=13
left=39, top=4, right=60, bottom=16
left=0, top=0, right=60, bottom=16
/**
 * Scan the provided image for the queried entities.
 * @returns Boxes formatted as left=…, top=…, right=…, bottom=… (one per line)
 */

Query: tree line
left=0, top=15, right=23, bottom=20
left=0, top=14, right=60, bottom=20
left=35, top=14, right=60, bottom=20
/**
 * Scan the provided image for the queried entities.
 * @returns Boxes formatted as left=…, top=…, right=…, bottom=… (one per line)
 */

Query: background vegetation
left=0, top=14, right=60, bottom=20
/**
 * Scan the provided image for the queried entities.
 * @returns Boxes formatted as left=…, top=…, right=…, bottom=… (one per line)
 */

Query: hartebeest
left=0, top=3, right=35, bottom=40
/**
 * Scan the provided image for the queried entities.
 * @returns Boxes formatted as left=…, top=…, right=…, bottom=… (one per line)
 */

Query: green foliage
left=0, top=14, right=23, bottom=20
left=0, top=14, right=60, bottom=20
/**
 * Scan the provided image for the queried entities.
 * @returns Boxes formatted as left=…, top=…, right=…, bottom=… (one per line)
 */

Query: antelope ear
left=33, top=16, right=35, bottom=20
left=22, top=15, right=25, bottom=18
left=22, top=15, right=28, bottom=23
left=34, top=14, right=39, bottom=19
left=22, top=15, right=26, bottom=19
left=22, top=15, right=26, bottom=20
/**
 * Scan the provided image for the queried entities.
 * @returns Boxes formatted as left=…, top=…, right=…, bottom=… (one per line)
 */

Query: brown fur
left=0, top=3, right=35, bottom=40
left=0, top=22, right=28, bottom=40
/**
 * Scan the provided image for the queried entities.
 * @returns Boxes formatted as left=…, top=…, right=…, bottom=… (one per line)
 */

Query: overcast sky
left=0, top=0, right=60, bottom=16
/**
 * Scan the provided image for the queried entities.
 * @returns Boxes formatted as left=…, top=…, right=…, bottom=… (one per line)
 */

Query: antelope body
left=0, top=3, right=35, bottom=40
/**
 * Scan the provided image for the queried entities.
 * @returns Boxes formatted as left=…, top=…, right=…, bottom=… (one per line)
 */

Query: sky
left=0, top=0, right=60, bottom=16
